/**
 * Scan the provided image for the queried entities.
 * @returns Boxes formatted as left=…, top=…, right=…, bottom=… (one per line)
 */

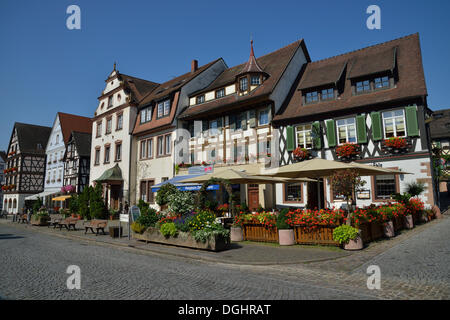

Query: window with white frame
left=258, top=109, right=269, bottom=126
left=157, top=136, right=164, bottom=156
left=165, top=134, right=171, bottom=155
left=157, top=100, right=170, bottom=118
left=321, top=88, right=334, bottom=100
left=116, top=113, right=123, bottom=130
left=215, top=89, right=225, bottom=99
left=251, top=75, right=261, bottom=85
left=305, top=91, right=319, bottom=103
left=147, top=139, right=153, bottom=158
left=140, top=140, right=146, bottom=159
left=374, top=76, right=390, bottom=89
left=239, top=77, right=248, bottom=92
left=140, top=107, right=152, bottom=124
left=296, top=124, right=313, bottom=149
left=382, top=110, right=406, bottom=138
left=209, top=119, right=219, bottom=136
left=356, top=80, right=371, bottom=93
left=336, top=118, right=357, bottom=144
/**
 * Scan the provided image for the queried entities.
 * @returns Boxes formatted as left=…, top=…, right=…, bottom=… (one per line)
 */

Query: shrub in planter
left=188, top=210, right=216, bottom=231
left=192, top=223, right=229, bottom=243
left=230, top=213, right=244, bottom=242
left=277, top=208, right=294, bottom=246
left=167, top=190, right=195, bottom=216
left=160, top=222, right=178, bottom=237
left=136, top=207, right=159, bottom=228
left=333, top=225, right=363, bottom=250
left=131, top=222, right=146, bottom=234
left=155, top=183, right=178, bottom=207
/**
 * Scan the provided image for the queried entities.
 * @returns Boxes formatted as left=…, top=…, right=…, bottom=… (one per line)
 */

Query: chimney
left=191, top=59, right=198, bottom=72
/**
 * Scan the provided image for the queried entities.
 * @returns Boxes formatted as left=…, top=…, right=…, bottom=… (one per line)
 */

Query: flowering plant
left=285, top=208, right=347, bottom=230
left=240, top=212, right=277, bottom=229
left=293, top=147, right=309, bottom=160
left=406, top=198, right=424, bottom=216
left=61, top=185, right=75, bottom=194
left=384, top=137, right=407, bottom=149
left=217, top=203, right=229, bottom=213
left=335, top=143, right=359, bottom=158
left=375, top=203, right=406, bottom=222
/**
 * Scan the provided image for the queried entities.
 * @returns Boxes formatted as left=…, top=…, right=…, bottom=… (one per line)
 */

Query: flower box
left=243, top=224, right=278, bottom=243
left=294, top=225, right=339, bottom=246
left=335, top=143, right=360, bottom=161
left=292, top=147, right=311, bottom=162
left=132, top=227, right=230, bottom=252
left=382, top=137, right=410, bottom=154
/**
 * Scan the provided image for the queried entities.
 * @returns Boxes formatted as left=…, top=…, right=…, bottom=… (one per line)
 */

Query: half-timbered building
left=41, top=112, right=92, bottom=207
left=0, top=151, right=6, bottom=211
left=177, top=40, right=310, bottom=210
left=63, top=131, right=92, bottom=193
left=90, top=64, right=160, bottom=210
left=273, top=33, right=436, bottom=209
left=3, top=122, right=51, bottom=213
left=132, top=58, right=227, bottom=209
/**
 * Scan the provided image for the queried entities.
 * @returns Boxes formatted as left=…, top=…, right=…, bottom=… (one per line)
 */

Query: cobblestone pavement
left=1, top=215, right=449, bottom=299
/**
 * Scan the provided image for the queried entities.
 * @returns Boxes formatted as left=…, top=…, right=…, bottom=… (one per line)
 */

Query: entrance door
left=247, top=184, right=259, bottom=212
left=110, top=185, right=121, bottom=210
left=307, top=180, right=325, bottom=209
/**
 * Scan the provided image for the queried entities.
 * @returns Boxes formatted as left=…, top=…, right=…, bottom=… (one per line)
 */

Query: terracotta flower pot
left=344, top=233, right=363, bottom=251
left=383, top=221, right=395, bottom=238
left=404, top=215, right=414, bottom=229
left=278, top=229, right=295, bottom=246
left=230, top=227, right=243, bottom=242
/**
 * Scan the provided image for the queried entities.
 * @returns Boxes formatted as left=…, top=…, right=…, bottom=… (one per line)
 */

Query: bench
left=84, top=219, right=108, bottom=236
left=48, top=216, right=63, bottom=228
left=57, top=217, right=79, bottom=231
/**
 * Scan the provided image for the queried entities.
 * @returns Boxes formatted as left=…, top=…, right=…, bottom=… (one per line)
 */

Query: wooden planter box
left=358, top=222, right=384, bottom=243
left=31, top=216, right=50, bottom=226
left=132, top=227, right=230, bottom=252
left=243, top=224, right=278, bottom=243
left=359, top=223, right=372, bottom=243
left=294, top=225, right=339, bottom=246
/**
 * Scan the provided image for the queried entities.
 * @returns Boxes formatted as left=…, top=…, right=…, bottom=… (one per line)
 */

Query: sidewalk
left=0, top=218, right=350, bottom=265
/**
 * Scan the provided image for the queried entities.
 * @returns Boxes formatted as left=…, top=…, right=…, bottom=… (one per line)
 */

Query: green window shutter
left=405, top=106, right=419, bottom=137
left=312, top=121, right=322, bottom=150
left=249, top=110, right=256, bottom=128
left=356, top=115, right=367, bottom=143
left=286, top=126, right=295, bottom=152
left=371, top=112, right=382, bottom=141
left=241, top=112, right=247, bottom=130
left=326, top=120, right=336, bottom=147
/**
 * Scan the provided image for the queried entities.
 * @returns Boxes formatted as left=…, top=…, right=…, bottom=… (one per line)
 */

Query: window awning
left=95, top=164, right=123, bottom=183
left=151, top=174, right=219, bottom=192
left=52, top=195, right=72, bottom=201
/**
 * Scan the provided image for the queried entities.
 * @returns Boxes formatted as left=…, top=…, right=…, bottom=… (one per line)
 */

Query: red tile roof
left=58, top=112, right=92, bottom=145
left=274, top=33, right=427, bottom=123
left=178, top=39, right=309, bottom=120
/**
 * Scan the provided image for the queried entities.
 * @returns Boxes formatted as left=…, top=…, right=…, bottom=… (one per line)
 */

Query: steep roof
left=133, top=59, right=223, bottom=135
left=58, top=112, right=92, bottom=145
left=178, top=39, right=309, bottom=120
left=237, top=40, right=265, bottom=75
left=14, top=122, right=51, bottom=154
left=71, top=131, right=92, bottom=157
left=274, top=33, right=428, bottom=123
left=430, top=108, right=450, bottom=139
left=118, top=73, right=160, bottom=103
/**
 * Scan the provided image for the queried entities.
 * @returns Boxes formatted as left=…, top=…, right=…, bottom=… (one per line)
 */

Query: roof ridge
left=14, top=122, right=51, bottom=129
left=57, top=112, right=92, bottom=120
left=118, top=73, right=160, bottom=86
left=308, top=33, right=418, bottom=65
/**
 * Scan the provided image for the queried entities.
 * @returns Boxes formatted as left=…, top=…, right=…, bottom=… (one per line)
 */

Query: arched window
left=13, top=199, right=17, bottom=209
left=8, top=199, right=12, bottom=209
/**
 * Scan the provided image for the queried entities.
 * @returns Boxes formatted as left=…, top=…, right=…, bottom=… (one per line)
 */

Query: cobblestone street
left=1, top=216, right=449, bottom=300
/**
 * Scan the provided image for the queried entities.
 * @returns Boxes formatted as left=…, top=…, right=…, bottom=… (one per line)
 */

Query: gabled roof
left=14, top=122, right=51, bottom=154
left=58, top=112, right=92, bottom=146
left=178, top=39, right=310, bottom=120
left=70, top=131, right=92, bottom=157
left=274, top=33, right=427, bottom=123
left=430, top=108, right=450, bottom=139
left=138, top=58, right=222, bottom=106
left=118, top=73, right=160, bottom=103
left=132, top=59, right=223, bottom=135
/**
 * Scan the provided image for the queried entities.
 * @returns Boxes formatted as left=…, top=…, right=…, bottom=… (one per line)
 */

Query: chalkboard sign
left=129, top=206, right=140, bottom=222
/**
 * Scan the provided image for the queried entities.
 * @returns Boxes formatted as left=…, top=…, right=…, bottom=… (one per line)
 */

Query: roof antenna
left=113, top=61, right=117, bottom=71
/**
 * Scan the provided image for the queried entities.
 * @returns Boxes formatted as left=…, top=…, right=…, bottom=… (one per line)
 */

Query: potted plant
left=31, top=207, right=50, bottom=226
left=293, top=147, right=309, bottom=161
left=377, top=206, right=395, bottom=238
left=276, top=209, right=295, bottom=246
left=230, top=214, right=244, bottom=242
left=333, top=225, right=363, bottom=250
left=383, top=137, right=408, bottom=153
left=335, top=143, right=360, bottom=161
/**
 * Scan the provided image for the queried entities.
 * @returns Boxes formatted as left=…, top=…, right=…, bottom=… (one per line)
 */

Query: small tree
left=90, top=183, right=108, bottom=219
left=32, top=197, right=43, bottom=214
left=330, top=169, right=366, bottom=225
left=78, top=186, right=91, bottom=218
left=68, top=194, right=79, bottom=214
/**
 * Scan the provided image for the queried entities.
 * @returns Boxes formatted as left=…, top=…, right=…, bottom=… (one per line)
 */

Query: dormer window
left=374, top=76, right=390, bottom=89
left=321, top=88, right=334, bottom=100
left=251, top=75, right=261, bottom=85
left=215, top=89, right=225, bottom=99
left=356, top=80, right=370, bottom=93
left=239, top=77, right=248, bottom=92
left=157, top=99, right=171, bottom=118
left=305, top=91, right=319, bottom=103
left=140, top=107, right=152, bottom=124
left=196, top=95, right=205, bottom=104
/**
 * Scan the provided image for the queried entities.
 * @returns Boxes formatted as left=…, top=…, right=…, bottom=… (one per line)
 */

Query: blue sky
left=0, top=0, right=449, bottom=150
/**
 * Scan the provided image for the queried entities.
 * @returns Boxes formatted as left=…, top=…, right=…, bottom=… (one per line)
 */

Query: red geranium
left=335, top=143, right=359, bottom=158
left=293, top=147, right=309, bottom=160
left=384, top=137, right=407, bottom=149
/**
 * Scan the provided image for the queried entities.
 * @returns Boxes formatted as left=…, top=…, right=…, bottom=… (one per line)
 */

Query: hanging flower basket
left=335, top=143, right=360, bottom=161
left=293, top=147, right=310, bottom=161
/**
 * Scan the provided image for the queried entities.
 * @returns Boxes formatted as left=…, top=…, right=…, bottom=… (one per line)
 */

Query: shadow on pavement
left=0, top=233, right=24, bottom=240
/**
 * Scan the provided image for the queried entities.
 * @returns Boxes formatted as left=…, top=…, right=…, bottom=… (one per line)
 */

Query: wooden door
left=110, top=185, right=121, bottom=210
left=248, top=184, right=259, bottom=212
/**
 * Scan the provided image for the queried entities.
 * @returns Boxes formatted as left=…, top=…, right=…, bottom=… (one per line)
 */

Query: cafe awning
left=51, top=195, right=72, bottom=201
left=25, top=190, right=57, bottom=201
